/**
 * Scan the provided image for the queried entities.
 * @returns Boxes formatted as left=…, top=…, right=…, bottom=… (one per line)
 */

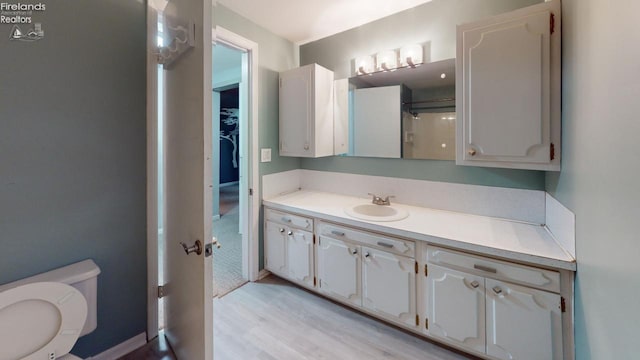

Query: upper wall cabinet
left=279, top=63, right=335, bottom=158
left=456, top=0, right=561, bottom=171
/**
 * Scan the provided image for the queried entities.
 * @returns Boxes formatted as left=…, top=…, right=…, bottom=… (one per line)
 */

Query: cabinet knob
left=492, top=286, right=503, bottom=295
left=468, top=148, right=477, bottom=156
left=350, top=248, right=358, bottom=255
left=470, top=280, right=480, bottom=289
left=279, top=228, right=285, bottom=233
left=364, top=252, right=370, bottom=258
left=287, top=231, right=293, bottom=236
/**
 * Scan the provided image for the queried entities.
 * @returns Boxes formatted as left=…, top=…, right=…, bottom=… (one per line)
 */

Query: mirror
left=329, top=0, right=544, bottom=161
left=346, top=59, right=455, bottom=160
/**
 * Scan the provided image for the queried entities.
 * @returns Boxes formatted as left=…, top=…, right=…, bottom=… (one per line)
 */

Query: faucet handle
left=367, top=193, right=394, bottom=205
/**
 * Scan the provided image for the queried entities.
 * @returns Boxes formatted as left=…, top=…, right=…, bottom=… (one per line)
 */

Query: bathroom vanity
left=263, top=187, right=575, bottom=360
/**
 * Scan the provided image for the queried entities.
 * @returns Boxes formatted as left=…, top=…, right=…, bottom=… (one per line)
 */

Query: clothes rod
left=403, top=98, right=455, bottom=105
left=408, top=105, right=456, bottom=111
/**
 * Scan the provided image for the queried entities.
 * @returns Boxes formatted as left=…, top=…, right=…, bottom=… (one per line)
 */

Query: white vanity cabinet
left=316, top=236, right=361, bottom=307
left=362, top=246, right=417, bottom=328
left=425, top=246, right=564, bottom=360
left=456, top=0, right=561, bottom=171
left=264, top=209, right=314, bottom=288
left=427, top=264, right=486, bottom=354
left=279, top=63, right=335, bottom=158
left=316, top=221, right=418, bottom=329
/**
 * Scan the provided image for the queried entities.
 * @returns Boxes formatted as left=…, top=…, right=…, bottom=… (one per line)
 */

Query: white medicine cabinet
left=456, top=0, right=561, bottom=171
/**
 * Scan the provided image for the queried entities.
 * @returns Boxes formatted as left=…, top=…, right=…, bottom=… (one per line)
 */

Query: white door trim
left=212, top=26, right=261, bottom=282
left=146, top=4, right=160, bottom=341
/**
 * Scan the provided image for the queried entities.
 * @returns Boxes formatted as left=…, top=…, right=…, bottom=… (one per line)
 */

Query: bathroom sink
left=344, top=204, right=409, bottom=222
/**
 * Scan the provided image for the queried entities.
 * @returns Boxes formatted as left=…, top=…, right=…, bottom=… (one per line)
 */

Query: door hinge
left=415, top=262, right=419, bottom=274
left=313, top=234, right=316, bottom=244
left=157, top=285, right=165, bottom=299
left=561, top=296, right=566, bottom=312
left=550, top=143, right=555, bottom=161
left=550, top=13, right=555, bottom=34
left=249, top=188, right=253, bottom=196
left=425, top=318, right=429, bottom=330
left=416, top=314, right=420, bottom=326
left=425, top=264, right=428, bottom=277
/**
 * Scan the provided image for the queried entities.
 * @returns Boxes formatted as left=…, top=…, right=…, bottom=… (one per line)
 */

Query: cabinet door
left=427, top=264, right=485, bottom=353
left=264, top=220, right=287, bottom=276
left=352, top=86, right=401, bottom=158
left=486, top=279, right=563, bottom=360
left=317, top=236, right=361, bottom=307
left=457, top=1, right=560, bottom=170
left=287, top=228, right=314, bottom=287
left=279, top=66, right=312, bottom=156
left=362, top=247, right=416, bottom=327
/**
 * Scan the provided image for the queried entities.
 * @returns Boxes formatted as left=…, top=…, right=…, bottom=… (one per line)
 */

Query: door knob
left=180, top=240, right=203, bottom=255
left=468, top=148, right=477, bottom=156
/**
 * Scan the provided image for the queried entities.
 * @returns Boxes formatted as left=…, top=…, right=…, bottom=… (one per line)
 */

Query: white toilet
left=0, top=259, right=101, bottom=360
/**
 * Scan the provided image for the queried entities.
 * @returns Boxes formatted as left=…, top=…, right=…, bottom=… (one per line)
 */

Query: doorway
left=212, top=42, right=246, bottom=296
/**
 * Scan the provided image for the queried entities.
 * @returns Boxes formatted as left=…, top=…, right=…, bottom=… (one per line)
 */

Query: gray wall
left=300, top=0, right=545, bottom=190
left=0, top=0, right=147, bottom=357
left=546, top=0, right=640, bottom=358
left=213, top=4, right=300, bottom=268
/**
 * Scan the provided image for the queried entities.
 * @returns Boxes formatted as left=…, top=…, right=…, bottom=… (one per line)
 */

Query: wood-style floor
left=121, top=275, right=473, bottom=360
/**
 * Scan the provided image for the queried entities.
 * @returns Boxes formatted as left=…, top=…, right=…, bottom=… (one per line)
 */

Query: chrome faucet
left=368, top=193, right=394, bottom=206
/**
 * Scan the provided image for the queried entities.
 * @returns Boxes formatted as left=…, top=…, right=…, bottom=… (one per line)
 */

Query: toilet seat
left=0, top=282, right=87, bottom=360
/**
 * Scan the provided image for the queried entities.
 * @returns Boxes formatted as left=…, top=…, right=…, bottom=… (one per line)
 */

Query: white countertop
left=263, top=190, right=576, bottom=271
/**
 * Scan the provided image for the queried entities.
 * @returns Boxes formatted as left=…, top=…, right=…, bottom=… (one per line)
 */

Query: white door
left=287, top=229, right=314, bottom=287
left=353, top=86, right=402, bottom=158
left=317, top=236, right=361, bottom=306
left=486, top=279, right=563, bottom=360
left=155, top=0, right=213, bottom=358
left=362, top=247, right=416, bottom=327
left=264, top=221, right=287, bottom=276
left=427, top=264, right=485, bottom=353
left=279, top=66, right=312, bottom=156
left=456, top=1, right=560, bottom=170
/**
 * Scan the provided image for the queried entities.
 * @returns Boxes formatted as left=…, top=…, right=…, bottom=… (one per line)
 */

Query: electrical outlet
left=261, top=148, right=272, bottom=162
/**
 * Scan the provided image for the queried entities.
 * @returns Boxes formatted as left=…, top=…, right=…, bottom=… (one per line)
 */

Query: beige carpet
left=213, top=183, right=246, bottom=297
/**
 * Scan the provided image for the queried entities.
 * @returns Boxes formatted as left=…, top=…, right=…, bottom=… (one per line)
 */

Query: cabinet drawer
left=265, top=208, right=313, bottom=231
left=427, top=247, right=560, bottom=293
left=318, top=221, right=414, bottom=258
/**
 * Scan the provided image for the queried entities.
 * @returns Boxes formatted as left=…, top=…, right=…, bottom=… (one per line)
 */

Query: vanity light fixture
left=400, top=44, right=423, bottom=68
left=355, top=55, right=375, bottom=75
left=376, top=50, right=398, bottom=72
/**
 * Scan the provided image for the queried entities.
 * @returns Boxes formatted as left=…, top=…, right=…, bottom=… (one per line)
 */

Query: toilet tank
left=0, top=259, right=101, bottom=336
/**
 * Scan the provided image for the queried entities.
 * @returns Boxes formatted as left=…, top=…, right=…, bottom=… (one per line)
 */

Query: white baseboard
left=86, top=332, right=147, bottom=360
left=257, top=269, right=270, bottom=281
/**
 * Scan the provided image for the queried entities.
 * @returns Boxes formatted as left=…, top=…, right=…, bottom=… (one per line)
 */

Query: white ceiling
left=215, top=0, right=433, bottom=45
